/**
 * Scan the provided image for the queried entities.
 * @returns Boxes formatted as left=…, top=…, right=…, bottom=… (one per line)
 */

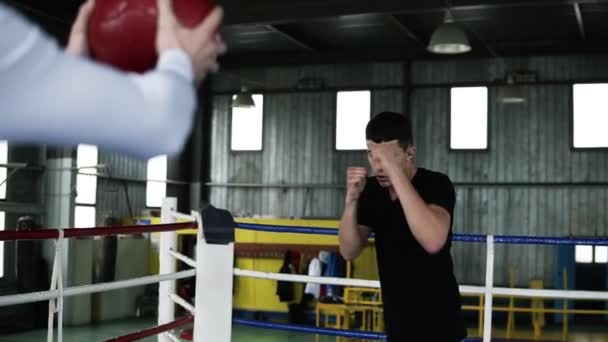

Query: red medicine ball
left=88, top=0, right=214, bottom=73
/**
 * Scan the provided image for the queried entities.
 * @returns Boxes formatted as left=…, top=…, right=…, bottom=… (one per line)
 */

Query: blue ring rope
left=233, top=318, right=482, bottom=341
left=233, top=318, right=386, bottom=339
left=236, top=223, right=339, bottom=236
left=235, top=222, right=608, bottom=246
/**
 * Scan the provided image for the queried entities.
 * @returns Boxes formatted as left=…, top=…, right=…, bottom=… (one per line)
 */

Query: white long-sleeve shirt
left=304, top=258, right=322, bottom=299
left=0, top=4, right=196, bottom=159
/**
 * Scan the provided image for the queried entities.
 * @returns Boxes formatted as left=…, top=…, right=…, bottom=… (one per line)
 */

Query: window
left=450, top=87, right=488, bottom=150
left=231, top=94, right=264, bottom=151
left=594, top=246, right=608, bottom=264
left=336, top=91, right=371, bottom=150
left=146, top=155, right=167, bottom=208
left=576, top=245, right=593, bottom=263
left=575, top=245, right=607, bottom=264
left=0, top=140, right=7, bottom=200
left=76, top=144, right=98, bottom=205
left=0, top=211, right=4, bottom=277
left=74, top=205, right=96, bottom=228
left=573, top=84, right=608, bottom=148
left=75, top=144, right=98, bottom=227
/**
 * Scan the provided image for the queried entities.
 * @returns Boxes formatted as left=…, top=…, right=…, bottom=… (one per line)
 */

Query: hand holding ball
left=84, top=0, right=224, bottom=76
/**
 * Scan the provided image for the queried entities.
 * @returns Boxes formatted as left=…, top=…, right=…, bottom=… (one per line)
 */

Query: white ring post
left=192, top=210, right=234, bottom=342
left=483, top=235, right=495, bottom=342
left=56, top=231, right=64, bottom=342
left=158, top=198, right=178, bottom=342
left=47, top=229, right=65, bottom=342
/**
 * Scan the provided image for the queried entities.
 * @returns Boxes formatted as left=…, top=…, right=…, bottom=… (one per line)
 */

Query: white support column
left=483, top=235, right=495, bottom=342
left=45, top=150, right=81, bottom=325
left=158, top=197, right=178, bottom=342
left=192, top=211, right=234, bottom=342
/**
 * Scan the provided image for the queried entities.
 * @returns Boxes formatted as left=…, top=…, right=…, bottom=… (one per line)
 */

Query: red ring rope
left=0, top=221, right=196, bottom=241
left=104, top=315, right=194, bottom=342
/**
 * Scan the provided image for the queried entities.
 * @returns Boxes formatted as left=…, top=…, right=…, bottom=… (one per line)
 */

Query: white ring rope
left=6, top=263, right=604, bottom=332
left=488, top=287, right=608, bottom=300
left=0, top=270, right=196, bottom=307
left=234, top=268, right=381, bottom=288
left=170, top=293, right=195, bottom=314
left=166, top=332, right=182, bottom=342
left=233, top=268, right=608, bottom=301
left=169, top=250, right=197, bottom=269
left=47, top=229, right=65, bottom=342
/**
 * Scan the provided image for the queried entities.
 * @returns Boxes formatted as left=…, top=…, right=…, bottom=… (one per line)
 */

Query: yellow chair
left=506, top=268, right=517, bottom=338
left=316, top=288, right=384, bottom=341
left=529, top=279, right=546, bottom=339
left=316, top=302, right=348, bottom=342
left=344, top=287, right=382, bottom=306
left=561, top=269, right=569, bottom=341
left=344, top=287, right=383, bottom=333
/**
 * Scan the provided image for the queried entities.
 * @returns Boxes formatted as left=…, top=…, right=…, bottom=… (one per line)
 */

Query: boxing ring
left=230, top=225, right=608, bottom=342
left=0, top=198, right=235, bottom=342
left=1, top=197, right=607, bottom=341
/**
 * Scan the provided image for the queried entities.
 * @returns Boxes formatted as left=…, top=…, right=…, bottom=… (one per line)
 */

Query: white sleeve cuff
left=156, top=49, right=194, bottom=82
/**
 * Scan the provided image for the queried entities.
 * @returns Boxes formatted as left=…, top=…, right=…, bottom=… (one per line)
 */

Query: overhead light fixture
left=498, top=75, right=526, bottom=104
left=232, top=87, right=255, bottom=108
left=498, top=87, right=525, bottom=104
left=428, top=11, right=471, bottom=54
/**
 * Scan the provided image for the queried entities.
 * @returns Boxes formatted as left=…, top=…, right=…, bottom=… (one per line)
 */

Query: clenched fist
left=346, top=167, right=368, bottom=205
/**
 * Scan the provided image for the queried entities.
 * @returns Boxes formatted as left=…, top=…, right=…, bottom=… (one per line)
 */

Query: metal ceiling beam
left=482, top=39, right=608, bottom=55
left=384, top=15, right=426, bottom=48
left=457, top=21, right=501, bottom=58
left=0, top=202, right=44, bottom=215
left=222, top=0, right=608, bottom=26
left=573, top=3, right=586, bottom=40
left=486, top=39, right=590, bottom=48
left=441, top=0, right=604, bottom=12
left=265, top=25, right=318, bottom=51
left=4, top=0, right=72, bottom=24
left=219, top=48, right=420, bottom=68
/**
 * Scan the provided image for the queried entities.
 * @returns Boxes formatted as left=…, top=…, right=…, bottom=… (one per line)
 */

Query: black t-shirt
left=357, top=168, right=466, bottom=341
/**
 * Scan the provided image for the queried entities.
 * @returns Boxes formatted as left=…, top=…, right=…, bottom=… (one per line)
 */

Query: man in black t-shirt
left=338, top=112, right=467, bottom=341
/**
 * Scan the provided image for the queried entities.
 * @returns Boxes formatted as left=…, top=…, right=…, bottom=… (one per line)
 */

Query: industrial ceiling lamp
left=427, top=10, right=471, bottom=54
left=498, top=75, right=526, bottom=104
left=232, top=87, right=255, bottom=108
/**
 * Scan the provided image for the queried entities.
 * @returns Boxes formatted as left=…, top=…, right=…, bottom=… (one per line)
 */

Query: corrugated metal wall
left=1, top=145, right=46, bottom=282
left=411, top=58, right=608, bottom=286
left=210, top=62, right=406, bottom=218
left=96, top=151, right=188, bottom=220
left=96, top=152, right=147, bottom=220
left=208, top=56, right=608, bottom=286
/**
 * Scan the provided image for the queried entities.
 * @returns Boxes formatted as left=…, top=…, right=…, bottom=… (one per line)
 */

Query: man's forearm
left=339, top=202, right=366, bottom=260
left=391, top=171, right=449, bottom=254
